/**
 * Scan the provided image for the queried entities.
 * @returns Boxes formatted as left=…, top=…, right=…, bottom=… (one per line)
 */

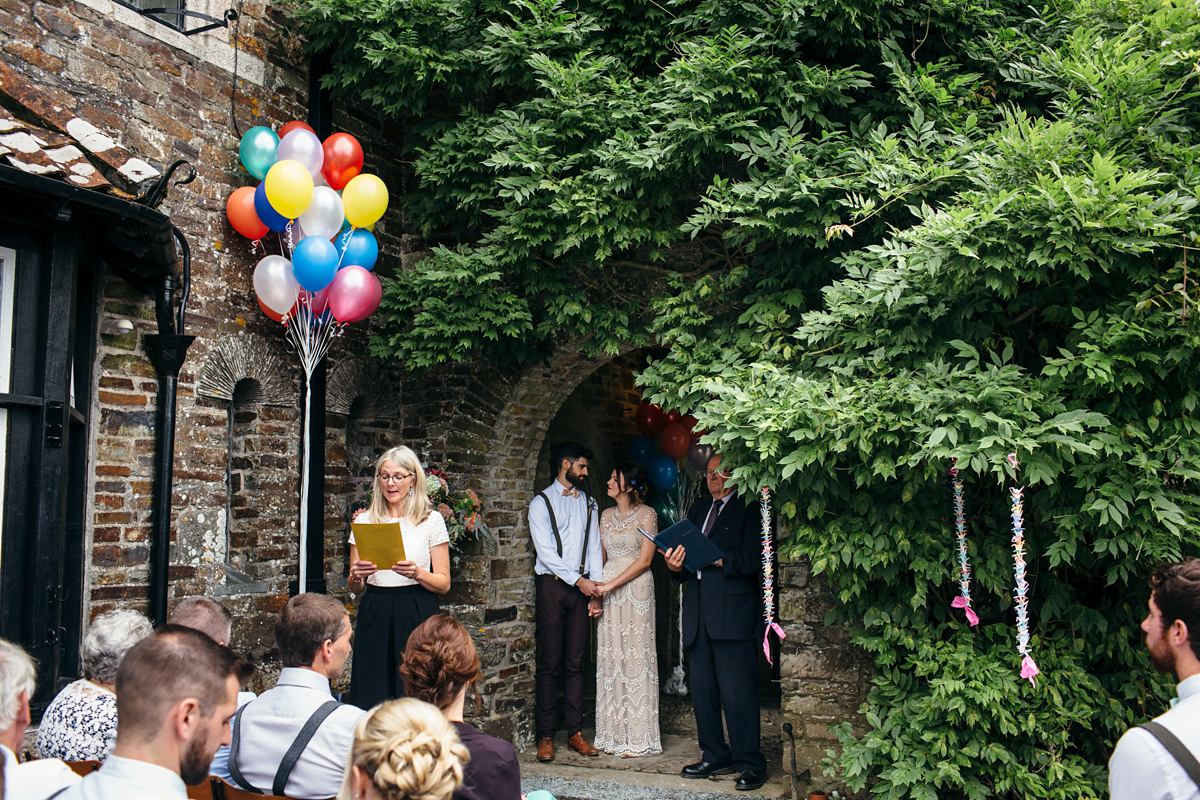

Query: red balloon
left=321, top=133, right=364, bottom=191
left=635, top=402, right=668, bottom=437
left=661, top=422, right=690, bottom=460
left=328, top=265, right=382, bottom=323
left=681, top=414, right=699, bottom=432
left=308, top=286, right=332, bottom=315
left=257, top=296, right=284, bottom=322
left=665, top=409, right=682, bottom=425
left=226, top=186, right=268, bottom=239
left=279, top=120, right=315, bottom=139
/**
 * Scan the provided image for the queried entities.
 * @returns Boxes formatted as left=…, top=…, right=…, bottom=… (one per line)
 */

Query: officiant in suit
left=664, top=452, right=767, bottom=791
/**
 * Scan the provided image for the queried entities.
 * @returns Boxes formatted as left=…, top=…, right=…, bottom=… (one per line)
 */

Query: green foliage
left=285, top=0, right=1200, bottom=793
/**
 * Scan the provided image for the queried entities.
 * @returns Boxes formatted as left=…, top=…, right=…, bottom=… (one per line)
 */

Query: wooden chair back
left=214, top=776, right=295, bottom=800
left=64, top=760, right=102, bottom=777
left=186, top=776, right=221, bottom=800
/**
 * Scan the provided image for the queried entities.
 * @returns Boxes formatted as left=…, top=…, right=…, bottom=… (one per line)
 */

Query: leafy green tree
left=287, top=0, right=1200, bottom=794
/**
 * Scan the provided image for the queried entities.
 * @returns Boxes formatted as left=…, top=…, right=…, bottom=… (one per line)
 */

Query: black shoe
left=735, top=769, right=767, bottom=791
left=681, top=760, right=736, bottom=779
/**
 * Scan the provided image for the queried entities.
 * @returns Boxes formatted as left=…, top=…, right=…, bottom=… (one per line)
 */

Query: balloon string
left=333, top=227, right=354, bottom=272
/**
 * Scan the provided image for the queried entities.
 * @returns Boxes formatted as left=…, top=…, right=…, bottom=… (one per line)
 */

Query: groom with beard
left=1109, top=559, right=1200, bottom=799
left=530, top=441, right=604, bottom=762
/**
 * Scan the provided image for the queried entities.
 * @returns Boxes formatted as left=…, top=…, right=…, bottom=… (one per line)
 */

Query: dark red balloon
left=665, top=409, right=682, bottom=424
left=661, top=422, right=690, bottom=459
left=279, top=120, right=315, bottom=139
left=635, top=402, right=668, bottom=437
left=321, top=133, right=364, bottom=191
left=680, top=414, right=699, bottom=432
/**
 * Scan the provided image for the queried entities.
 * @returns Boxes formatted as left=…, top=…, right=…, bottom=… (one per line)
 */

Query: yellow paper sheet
left=351, top=521, right=407, bottom=568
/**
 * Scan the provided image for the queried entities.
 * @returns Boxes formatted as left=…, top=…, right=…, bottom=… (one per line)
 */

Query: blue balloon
left=292, top=236, right=339, bottom=292
left=254, top=182, right=290, bottom=232
left=309, top=309, right=333, bottom=328
left=648, top=455, right=678, bottom=490
left=336, top=228, right=379, bottom=270
left=628, top=435, right=656, bottom=467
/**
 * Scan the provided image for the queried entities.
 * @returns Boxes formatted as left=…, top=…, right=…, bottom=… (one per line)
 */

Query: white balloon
left=299, top=187, right=346, bottom=240
left=277, top=129, right=324, bottom=178
left=253, top=254, right=300, bottom=314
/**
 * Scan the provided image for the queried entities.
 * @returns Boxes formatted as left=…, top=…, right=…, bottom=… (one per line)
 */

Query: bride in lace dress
left=590, top=461, right=662, bottom=757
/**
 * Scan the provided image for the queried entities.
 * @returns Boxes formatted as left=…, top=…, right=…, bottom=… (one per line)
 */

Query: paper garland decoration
left=1008, top=453, right=1040, bottom=686
left=949, top=460, right=979, bottom=626
left=760, top=487, right=786, bottom=663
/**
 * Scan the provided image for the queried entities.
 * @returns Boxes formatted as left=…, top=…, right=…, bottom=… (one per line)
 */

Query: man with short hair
left=59, top=625, right=252, bottom=800
left=0, top=638, right=79, bottom=799
left=665, top=453, right=767, bottom=791
left=228, top=594, right=364, bottom=800
left=1110, top=559, right=1200, bottom=799
left=530, top=441, right=604, bottom=762
left=168, top=596, right=256, bottom=782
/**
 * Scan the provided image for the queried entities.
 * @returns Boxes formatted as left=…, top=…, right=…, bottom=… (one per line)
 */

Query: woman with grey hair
left=35, top=609, right=153, bottom=761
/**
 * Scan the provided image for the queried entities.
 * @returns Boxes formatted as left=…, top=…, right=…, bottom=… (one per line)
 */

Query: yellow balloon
left=342, top=174, right=389, bottom=228
left=264, top=159, right=314, bottom=220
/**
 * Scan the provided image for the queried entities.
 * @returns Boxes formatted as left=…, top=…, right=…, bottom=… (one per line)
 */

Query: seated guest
left=229, top=594, right=365, bottom=799
left=58, top=625, right=251, bottom=800
left=0, top=638, right=79, bottom=799
left=337, top=697, right=468, bottom=800
left=168, top=596, right=256, bottom=782
left=400, top=615, right=520, bottom=800
left=37, top=609, right=153, bottom=761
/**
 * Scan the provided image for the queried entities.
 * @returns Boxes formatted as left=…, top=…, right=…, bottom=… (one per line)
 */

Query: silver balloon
left=686, top=441, right=715, bottom=472
left=253, top=254, right=299, bottom=314
left=298, top=187, right=346, bottom=240
left=276, top=129, right=324, bottom=178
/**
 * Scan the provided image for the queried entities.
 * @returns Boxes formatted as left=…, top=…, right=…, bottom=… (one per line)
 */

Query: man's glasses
left=380, top=472, right=413, bottom=484
left=702, top=469, right=729, bottom=478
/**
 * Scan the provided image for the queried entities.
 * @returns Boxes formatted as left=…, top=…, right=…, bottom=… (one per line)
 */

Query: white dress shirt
left=231, top=667, right=365, bottom=800
left=209, top=690, right=257, bottom=782
left=1110, top=673, right=1200, bottom=800
left=529, top=479, right=603, bottom=585
left=2, top=744, right=80, bottom=800
left=55, top=754, right=181, bottom=800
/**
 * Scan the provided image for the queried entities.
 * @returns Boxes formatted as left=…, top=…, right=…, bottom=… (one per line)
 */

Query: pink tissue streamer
left=1021, top=654, right=1040, bottom=686
left=951, top=595, right=980, bottom=626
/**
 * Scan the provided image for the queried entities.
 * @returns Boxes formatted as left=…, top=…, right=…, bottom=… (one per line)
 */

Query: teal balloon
left=240, top=126, right=280, bottom=180
left=526, top=792, right=556, bottom=800
left=648, top=490, right=677, bottom=526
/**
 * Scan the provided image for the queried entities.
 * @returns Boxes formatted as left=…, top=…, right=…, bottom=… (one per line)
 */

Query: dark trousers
left=690, top=610, right=766, bottom=771
left=346, top=584, right=439, bottom=709
left=535, top=573, right=590, bottom=738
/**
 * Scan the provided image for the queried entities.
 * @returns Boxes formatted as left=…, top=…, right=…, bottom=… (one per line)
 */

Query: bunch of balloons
left=626, top=402, right=712, bottom=491
left=225, top=121, right=388, bottom=326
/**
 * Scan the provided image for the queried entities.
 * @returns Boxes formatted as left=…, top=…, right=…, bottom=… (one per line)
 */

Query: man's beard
left=1148, top=640, right=1176, bottom=674
left=180, top=729, right=215, bottom=786
left=567, top=467, right=587, bottom=489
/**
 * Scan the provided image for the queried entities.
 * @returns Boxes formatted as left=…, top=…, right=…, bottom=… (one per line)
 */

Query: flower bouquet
left=427, top=468, right=490, bottom=553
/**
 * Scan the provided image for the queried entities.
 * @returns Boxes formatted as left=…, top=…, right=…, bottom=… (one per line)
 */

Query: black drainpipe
left=145, top=204, right=195, bottom=624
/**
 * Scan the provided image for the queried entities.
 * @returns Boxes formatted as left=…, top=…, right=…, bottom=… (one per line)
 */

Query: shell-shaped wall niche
left=195, top=333, right=295, bottom=407
left=326, top=358, right=399, bottom=418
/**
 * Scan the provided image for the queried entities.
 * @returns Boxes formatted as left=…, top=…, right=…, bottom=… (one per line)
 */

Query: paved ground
left=518, top=693, right=796, bottom=800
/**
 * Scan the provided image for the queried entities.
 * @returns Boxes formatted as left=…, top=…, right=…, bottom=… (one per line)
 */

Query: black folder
left=641, top=519, right=725, bottom=572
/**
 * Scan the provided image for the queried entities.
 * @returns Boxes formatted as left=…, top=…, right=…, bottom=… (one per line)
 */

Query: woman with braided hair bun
left=337, top=697, right=468, bottom=800
left=400, top=615, right=521, bottom=800
left=591, top=460, right=662, bottom=757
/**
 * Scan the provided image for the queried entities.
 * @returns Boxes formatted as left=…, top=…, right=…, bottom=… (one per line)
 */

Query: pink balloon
left=328, top=265, right=382, bottom=323
left=308, top=286, right=332, bottom=315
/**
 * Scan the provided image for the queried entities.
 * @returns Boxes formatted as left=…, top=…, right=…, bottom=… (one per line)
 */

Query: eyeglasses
left=380, top=472, right=413, bottom=484
left=702, top=469, right=729, bottom=478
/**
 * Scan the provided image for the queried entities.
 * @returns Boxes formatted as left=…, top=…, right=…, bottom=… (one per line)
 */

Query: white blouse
left=36, top=679, right=117, bottom=761
left=349, top=511, right=450, bottom=587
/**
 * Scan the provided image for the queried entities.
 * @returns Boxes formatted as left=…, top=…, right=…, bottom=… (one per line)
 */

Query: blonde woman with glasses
left=347, top=446, right=451, bottom=709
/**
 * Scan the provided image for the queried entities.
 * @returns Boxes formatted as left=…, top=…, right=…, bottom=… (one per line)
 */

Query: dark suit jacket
left=452, top=721, right=521, bottom=800
left=680, top=493, right=763, bottom=645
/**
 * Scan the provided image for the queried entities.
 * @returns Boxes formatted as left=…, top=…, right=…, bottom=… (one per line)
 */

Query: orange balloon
left=226, top=186, right=268, bottom=239
left=257, top=296, right=284, bottom=322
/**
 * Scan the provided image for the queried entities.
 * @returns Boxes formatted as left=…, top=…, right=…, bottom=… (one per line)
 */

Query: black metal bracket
left=136, top=7, right=237, bottom=36
left=141, top=159, right=196, bottom=210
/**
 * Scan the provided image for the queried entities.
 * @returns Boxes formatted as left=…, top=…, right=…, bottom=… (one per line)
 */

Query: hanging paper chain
left=949, top=461, right=979, bottom=626
left=760, top=487, right=786, bottom=663
left=1008, top=453, right=1040, bottom=687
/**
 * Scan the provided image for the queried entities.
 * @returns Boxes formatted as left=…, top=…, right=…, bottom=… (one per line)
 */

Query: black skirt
left=345, top=583, right=440, bottom=709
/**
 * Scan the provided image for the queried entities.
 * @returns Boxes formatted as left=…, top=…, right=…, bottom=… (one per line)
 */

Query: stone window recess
left=196, top=334, right=295, bottom=585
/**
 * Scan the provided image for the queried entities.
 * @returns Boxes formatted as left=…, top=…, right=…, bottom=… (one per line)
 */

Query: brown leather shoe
left=536, top=737, right=555, bottom=762
left=567, top=732, right=599, bottom=756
